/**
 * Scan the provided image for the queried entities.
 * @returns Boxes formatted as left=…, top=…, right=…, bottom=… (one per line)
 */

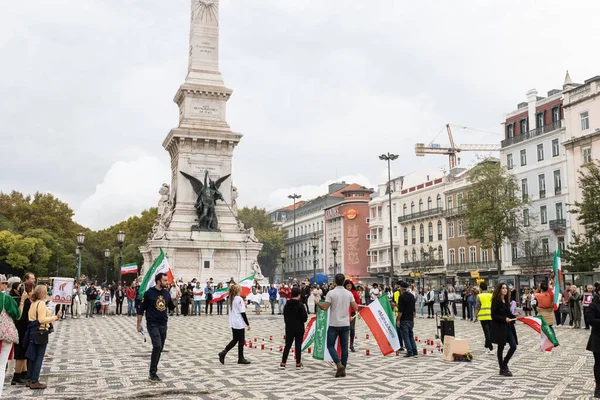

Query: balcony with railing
left=397, top=207, right=444, bottom=223
left=400, top=260, right=445, bottom=270
left=501, top=120, right=564, bottom=148
left=444, top=206, right=467, bottom=218
left=446, top=262, right=497, bottom=272
left=283, top=230, right=324, bottom=244
left=511, top=255, right=553, bottom=267
left=549, top=219, right=566, bottom=232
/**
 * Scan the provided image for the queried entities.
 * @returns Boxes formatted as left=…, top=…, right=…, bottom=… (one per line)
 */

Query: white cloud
left=74, top=155, right=169, bottom=230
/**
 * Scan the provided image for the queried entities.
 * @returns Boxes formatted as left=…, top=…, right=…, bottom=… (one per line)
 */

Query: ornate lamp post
left=76, top=232, right=85, bottom=282
left=288, top=194, right=302, bottom=279
left=379, top=152, right=399, bottom=286
left=330, top=236, right=339, bottom=276
left=104, top=249, right=111, bottom=282
left=280, top=249, right=287, bottom=283
left=311, top=233, right=319, bottom=285
left=117, top=230, right=125, bottom=281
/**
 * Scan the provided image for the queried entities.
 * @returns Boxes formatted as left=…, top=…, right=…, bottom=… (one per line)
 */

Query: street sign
left=470, top=271, right=480, bottom=278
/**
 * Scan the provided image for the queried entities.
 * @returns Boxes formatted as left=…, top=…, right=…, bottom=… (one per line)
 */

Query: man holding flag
left=315, top=273, right=358, bottom=378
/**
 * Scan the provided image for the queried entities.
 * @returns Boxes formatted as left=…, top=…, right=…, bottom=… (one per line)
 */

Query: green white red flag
left=121, top=263, right=138, bottom=275
left=209, top=272, right=256, bottom=304
left=210, top=287, right=228, bottom=304
left=138, top=248, right=174, bottom=300
left=361, top=294, right=401, bottom=355
left=301, top=316, right=316, bottom=351
left=552, top=248, right=562, bottom=311
left=517, top=316, right=559, bottom=351
left=312, top=307, right=341, bottom=362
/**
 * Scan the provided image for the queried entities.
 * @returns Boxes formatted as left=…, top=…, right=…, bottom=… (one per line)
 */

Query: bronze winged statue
left=179, top=170, right=230, bottom=231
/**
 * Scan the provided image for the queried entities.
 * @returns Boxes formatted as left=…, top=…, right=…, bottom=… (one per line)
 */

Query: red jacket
left=125, top=287, right=136, bottom=301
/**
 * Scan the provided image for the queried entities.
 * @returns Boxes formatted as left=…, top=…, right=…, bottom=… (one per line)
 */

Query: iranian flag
left=210, top=286, right=229, bottom=304
left=239, top=273, right=256, bottom=297
left=138, top=248, right=174, bottom=300
left=552, top=248, right=562, bottom=310
left=312, top=307, right=342, bottom=363
left=121, top=263, right=138, bottom=275
left=517, top=316, right=559, bottom=351
left=361, top=295, right=401, bottom=356
left=301, top=316, right=316, bottom=352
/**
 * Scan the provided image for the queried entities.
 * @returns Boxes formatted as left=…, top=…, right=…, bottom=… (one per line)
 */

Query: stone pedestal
left=139, top=0, right=263, bottom=283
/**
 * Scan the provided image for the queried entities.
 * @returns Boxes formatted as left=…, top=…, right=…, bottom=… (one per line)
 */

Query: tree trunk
left=495, top=245, right=502, bottom=277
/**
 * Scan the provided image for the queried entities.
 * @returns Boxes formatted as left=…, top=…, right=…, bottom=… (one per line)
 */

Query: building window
left=523, top=209, right=530, bottom=227
left=449, top=249, right=456, bottom=264
left=427, top=197, right=432, bottom=210
left=411, top=225, right=416, bottom=245
left=581, top=111, right=590, bottom=131
left=511, top=242, right=518, bottom=261
left=469, top=246, right=476, bottom=263
left=558, top=236, right=565, bottom=252
left=540, top=205, right=547, bottom=224
left=556, top=203, right=563, bottom=220
left=554, top=170, right=562, bottom=194
left=583, top=146, right=592, bottom=164
left=552, top=107, right=560, bottom=123
left=419, top=224, right=424, bottom=243
left=418, top=199, right=423, bottom=212
left=404, top=250, right=409, bottom=263
left=403, top=204, right=407, bottom=216
left=506, top=124, right=514, bottom=139
left=428, top=222, right=433, bottom=242
left=520, top=149, right=527, bottom=166
left=458, top=220, right=464, bottom=236
left=520, top=118, right=528, bottom=134
left=552, top=139, right=560, bottom=157
left=437, top=220, right=443, bottom=240
left=507, top=154, right=514, bottom=170
left=393, top=226, right=398, bottom=237
left=392, top=203, right=397, bottom=215
left=538, top=174, right=546, bottom=198
left=537, top=112, right=544, bottom=128
left=403, top=227, right=408, bottom=245
left=447, top=196, right=453, bottom=210
left=542, top=238, right=550, bottom=255
left=410, top=201, right=415, bottom=214
left=537, top=143, right=544, bottom=161
left=457, top=193, right=463, bottom=207
left=438, top=246, right=443, bottom=262
left=521, top=178, right=528, bottom=201
left=412, top=249, right=417, bottom=262
left=459, top=248, right=466, bottom=264
left=448, top=221, right=454, bottom=238
left=481, top=248, right=489, bottom=262
left=437, top=194, right=442, bottom=208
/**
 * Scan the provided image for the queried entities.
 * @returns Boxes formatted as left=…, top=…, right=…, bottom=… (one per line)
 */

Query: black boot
left=11, top=373, right=24, bottom=385
left=594, top=383, right=600, bottom=398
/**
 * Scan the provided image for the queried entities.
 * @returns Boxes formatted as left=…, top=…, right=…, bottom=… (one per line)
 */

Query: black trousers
left=116, top=300, right=123, bottom=315
left=282, top=330, right=303, bottom=364
left=301, top=299, right=309, bottom=314
left=462, top=301, right=468, bottom=318
left=594, top=352, right=600, bottom=383
left=147, top=323, right=167, bottom=375
left=496, top=328, right=516, bottom=369
left=480, top=320, right=493, bottom=350
left=224, top=328, right=245, bottom=361
left=427, top=302, right=434, bottom=317
left=205, top=300, right=213, bottom=314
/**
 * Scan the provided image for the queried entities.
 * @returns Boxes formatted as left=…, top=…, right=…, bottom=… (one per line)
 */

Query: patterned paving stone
left=2, top=310, right=597, bottom=400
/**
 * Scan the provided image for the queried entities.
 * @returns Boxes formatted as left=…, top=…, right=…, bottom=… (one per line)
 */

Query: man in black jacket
left=280, top=287, right=308, bottom=369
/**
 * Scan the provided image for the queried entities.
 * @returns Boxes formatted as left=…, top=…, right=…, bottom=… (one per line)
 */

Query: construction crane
left=415, top=124, right=501, bottom=169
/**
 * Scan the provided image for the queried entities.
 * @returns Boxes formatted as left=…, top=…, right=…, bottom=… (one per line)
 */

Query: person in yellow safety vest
left=391, top=282, right=405, bottom=352
left=475, top=282, right=494, bottom=355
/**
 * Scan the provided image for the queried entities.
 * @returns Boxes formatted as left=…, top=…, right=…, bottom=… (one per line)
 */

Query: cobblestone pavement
left=2, top=308, right=596, bottom=400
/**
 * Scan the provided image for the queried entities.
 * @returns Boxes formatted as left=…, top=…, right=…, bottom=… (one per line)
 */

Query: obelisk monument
left=140, top=0, right=263, bottom=283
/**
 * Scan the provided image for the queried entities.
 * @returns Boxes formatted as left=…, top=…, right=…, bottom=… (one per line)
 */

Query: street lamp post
left=310, top=234, right=319, bottom=285
left=280, top=249, right=287, bottom=283
left=117, top=230, right=125, bottom=282
left=379, top=152, right=399, bottom=286
left=330, top=236, right=339, bottom=276
left=287, top=194, right=301, bottom=279
left=76, top=232, right=85, bottom=282
left=104, top=249, right=111, bottom=282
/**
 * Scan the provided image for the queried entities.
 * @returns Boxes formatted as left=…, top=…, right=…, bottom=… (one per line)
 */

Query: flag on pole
left=138, top=248, right=174, bottom=300
left=360, top=294, right=401, bottom=356
left=517, top=316, right=559, bottom=351
left=239, top=273, right=256, bottom=297
left=302, top=316, right=316, bottom=352
left=210, top=286, right=229, bottom=304
left=312, top=307, right=341, bottom=363
left=552, top=248, right=562, bottom=311
left=121, top=263, right=138, bottom=275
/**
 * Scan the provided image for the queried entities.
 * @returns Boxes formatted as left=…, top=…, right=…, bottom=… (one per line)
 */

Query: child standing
left=280, top=287, right=308, bottom=369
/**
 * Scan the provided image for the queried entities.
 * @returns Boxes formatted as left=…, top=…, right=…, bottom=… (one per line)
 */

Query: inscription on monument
left=190, top=100, right=221, bottom=119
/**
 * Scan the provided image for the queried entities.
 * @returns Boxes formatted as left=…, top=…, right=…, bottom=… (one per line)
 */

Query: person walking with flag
left=490, top=283, right=518, bottom=377
left=137, top=272, right=171, bottom=382
left=585, top=284, right=600, bottom=398
left=314, top=273, right=358, bottom=378
left=218, top=284, right=251, bottom=365
left=279, top=287, right=307, bottom=369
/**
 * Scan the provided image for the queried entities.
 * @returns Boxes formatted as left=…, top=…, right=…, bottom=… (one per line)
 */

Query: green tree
left=238, top=207, right=284, bottom=281
left=463, top=160, right=527, bottom=275
left=564, top=161, right=600, bottom=272
left=0, top=230, right=52, bottom=274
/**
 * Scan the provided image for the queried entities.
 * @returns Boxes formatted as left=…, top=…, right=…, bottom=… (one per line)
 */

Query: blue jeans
left=27, top=342, right=48, bottom=382
left=217, top=301, right=223, bottom=314
left=194, top=300, right=201, bottom=315
left=326, top=326, right=349, bottom=367
left=467, top=301, right=474, bottom=320
left=278, top=298, right=286, bottom=314
left=400, top=320, right=417, bottom=356
left=127, top=299, right=135, bottom=316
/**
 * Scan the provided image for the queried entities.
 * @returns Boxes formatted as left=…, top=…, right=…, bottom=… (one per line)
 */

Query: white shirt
left=312, top=288, right=323, bottom=302
left=229, top=295, right=247, bottom=329
left=193, top=287, right=203, bottom=301
left=370, top=288, right=380, bottom=302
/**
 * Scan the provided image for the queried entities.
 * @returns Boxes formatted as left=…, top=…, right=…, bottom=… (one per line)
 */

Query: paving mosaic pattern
left=2, top=308, right=597, bottom=400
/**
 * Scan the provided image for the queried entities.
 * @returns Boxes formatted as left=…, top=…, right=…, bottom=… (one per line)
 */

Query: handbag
left=33, top=303, right=50, bottom=345
left=559, top=304, right=569, bottom=314
left=0, top=295, right=19, bottom=344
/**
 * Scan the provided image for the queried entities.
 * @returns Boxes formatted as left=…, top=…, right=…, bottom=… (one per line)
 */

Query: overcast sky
left=2, top=1, right=599, bottom=230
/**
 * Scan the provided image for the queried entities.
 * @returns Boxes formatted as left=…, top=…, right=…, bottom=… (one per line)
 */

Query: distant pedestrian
left=475, top=282, right=494, bottom=355
left=180, top=284, right=190, bottom=316
left=396, top=281, right=418, bottom=358
left=279, top=287, right=307, bottom=369
left=216, top=282, right=224, bottom=315
left=115, top=285, right=125, bottom=315
left=584, top=285, right=594, bottom=330
left=448, top=287, right=458, bottom=317
left=0, top=275, right=21, bottom=396
left=268, top=284, right=277, bottom=315
left=85, top=283, right=97, bottom=318
left=426, top=286, right=435, bottom=318
left=126, top=284, right=137, bottom=316
left=344, top=280, right=360, bottom=353
left=205, top=282, right=213, bottom=315
left=312, top=285, right=323, bottom=314
left=137, top=273, right=171, bottom=382
left=278, top=283, right=290, bottom=315
left=570, top=285, right=582, bottom=329
left=491, top=283, right=518, bottom=377
left=438, top=285, right=449, bottom=316
left=218, top=284, right=251, bottom=365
